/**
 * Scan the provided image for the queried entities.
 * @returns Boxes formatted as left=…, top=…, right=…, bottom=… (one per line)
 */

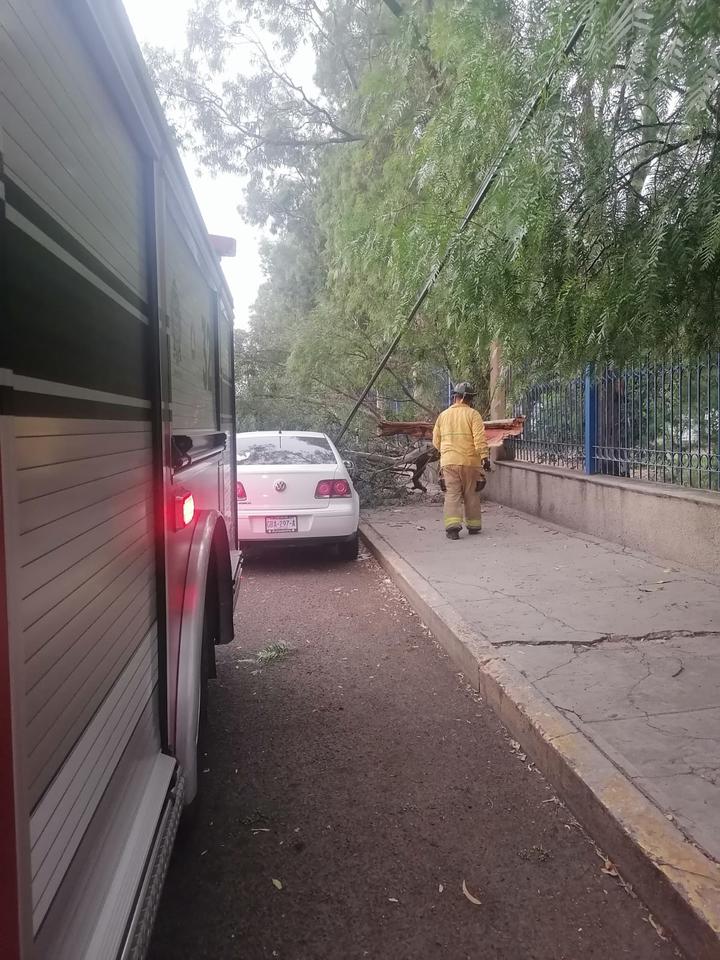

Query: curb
left=360, top=520, right=720, bottom=960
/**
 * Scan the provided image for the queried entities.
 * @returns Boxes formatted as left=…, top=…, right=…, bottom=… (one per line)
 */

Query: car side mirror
left=343, top=459, right=356, bottom=477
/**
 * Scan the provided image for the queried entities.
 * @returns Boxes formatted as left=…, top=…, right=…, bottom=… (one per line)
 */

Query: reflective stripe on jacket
left=432, top=404, right=489, bottom=467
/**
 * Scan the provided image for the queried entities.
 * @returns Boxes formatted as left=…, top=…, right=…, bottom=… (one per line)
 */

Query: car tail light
left=315, top=479, right=352, bottom=498
left=315, top=480, right=333, bottom=498
left=173, top=490, right=195, bottom=531
left=236, top=480, right=247, bottom=501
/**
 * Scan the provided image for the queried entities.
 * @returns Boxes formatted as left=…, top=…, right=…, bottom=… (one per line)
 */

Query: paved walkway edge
left=360, top=521, right=720, bottom=960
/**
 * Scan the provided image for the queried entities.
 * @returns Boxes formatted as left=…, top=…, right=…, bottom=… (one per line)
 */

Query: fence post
left=584, top=364, right=596, bottom=474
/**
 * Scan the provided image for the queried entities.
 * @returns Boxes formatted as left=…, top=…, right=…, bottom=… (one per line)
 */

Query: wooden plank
left=377, top=416, right=526, bottom=446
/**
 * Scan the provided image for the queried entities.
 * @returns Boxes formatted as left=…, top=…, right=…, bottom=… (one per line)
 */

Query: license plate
left=265, top=516, right=298, bottom=534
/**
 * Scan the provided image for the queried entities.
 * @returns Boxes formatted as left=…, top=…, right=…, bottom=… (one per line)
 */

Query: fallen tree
left=345, top=416, right=525, bottom=498
left=346, top=442, right=439, bottom=493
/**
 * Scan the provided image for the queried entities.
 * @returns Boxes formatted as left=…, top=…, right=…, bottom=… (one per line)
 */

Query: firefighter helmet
left=452, top=381, right=477, bottom=398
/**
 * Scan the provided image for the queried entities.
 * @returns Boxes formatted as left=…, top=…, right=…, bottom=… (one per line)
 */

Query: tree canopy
left=147, top=0, right=720, bottom=433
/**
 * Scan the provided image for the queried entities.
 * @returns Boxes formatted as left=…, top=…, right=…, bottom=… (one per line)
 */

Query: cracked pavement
left=365, top=500, right=720, bottom=864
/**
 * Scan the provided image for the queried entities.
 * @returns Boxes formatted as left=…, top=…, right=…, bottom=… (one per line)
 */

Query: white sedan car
left=235, top=430, right=360, bottom=560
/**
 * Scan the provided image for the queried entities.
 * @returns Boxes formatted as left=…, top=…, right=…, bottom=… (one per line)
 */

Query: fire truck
left=0, top=1, right=240, bottom=955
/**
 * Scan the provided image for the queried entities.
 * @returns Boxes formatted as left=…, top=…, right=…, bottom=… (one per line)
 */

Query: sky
left=121, top=0, right=264, bottom=328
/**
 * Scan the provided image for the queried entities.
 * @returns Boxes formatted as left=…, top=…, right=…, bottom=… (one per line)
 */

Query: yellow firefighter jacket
left=432, top=403, right=489, bottom=468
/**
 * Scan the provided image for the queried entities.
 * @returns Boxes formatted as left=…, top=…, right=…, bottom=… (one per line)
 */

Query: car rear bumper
left=236, top=504, right=359, bottom=543
left=240, top=532, right=358, bottom=549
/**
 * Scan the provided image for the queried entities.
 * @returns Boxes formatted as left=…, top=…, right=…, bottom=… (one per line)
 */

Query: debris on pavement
left=462, top=879, right=482, bottom=905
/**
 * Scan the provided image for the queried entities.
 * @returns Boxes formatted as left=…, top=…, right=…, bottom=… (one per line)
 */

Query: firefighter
left=432, top=382, right=491, bottom=540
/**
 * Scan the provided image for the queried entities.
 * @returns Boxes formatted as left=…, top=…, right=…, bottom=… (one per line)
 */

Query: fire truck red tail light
left=315, top=479, right=351, bottom=498
left=174, top=490, right=195, bottom=531
left=236, top=480, right=247, bottom=501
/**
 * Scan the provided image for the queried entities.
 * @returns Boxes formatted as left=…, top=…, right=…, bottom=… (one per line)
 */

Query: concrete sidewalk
left=361, top=499, right=720, bottom=959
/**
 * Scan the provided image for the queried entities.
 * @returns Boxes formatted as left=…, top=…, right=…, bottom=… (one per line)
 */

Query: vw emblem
left=274, top=479, right=287, bottom=492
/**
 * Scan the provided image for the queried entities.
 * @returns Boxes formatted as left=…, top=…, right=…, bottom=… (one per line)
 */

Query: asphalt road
left=149, top=547, right=682, bottom=960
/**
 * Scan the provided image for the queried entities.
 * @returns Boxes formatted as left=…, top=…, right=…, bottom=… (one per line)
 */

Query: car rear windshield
left=236, top=435, right=337, bottom=465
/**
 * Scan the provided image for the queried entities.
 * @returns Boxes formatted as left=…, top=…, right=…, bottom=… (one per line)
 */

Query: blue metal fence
left=511, top=355, right=720, bottom=491
left=512, top=376, right=585, bottom=470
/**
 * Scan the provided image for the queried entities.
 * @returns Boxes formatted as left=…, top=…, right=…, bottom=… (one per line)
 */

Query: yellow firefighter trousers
left=443, top=464, right=483, bottom=531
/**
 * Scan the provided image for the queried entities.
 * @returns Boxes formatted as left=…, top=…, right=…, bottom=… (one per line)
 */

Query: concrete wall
left=487, top=461, right=720, bottom=574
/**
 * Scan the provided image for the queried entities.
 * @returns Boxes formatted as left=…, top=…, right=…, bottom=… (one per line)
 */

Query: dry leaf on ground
left=508, top=739, right=527, bottom=761
left=649, top=915, right=668, bottom=940
left=462, top=879, right=482, bottom=905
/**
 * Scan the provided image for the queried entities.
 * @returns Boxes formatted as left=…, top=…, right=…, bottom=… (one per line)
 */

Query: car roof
left=235, top=430, right=330, bottom=439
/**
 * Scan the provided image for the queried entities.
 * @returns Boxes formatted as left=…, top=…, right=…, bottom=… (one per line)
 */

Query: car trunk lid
left=237, top=463, right=340, bottom=510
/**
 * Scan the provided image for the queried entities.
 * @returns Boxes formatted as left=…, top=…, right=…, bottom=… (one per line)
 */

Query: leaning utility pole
left=335, top=17, right=588, bottom=444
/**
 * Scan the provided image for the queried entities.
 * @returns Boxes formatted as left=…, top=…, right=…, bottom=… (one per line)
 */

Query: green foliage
left=149, top=0, right=720, bottom=429
left=256, top=641, right=293, bottom=663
